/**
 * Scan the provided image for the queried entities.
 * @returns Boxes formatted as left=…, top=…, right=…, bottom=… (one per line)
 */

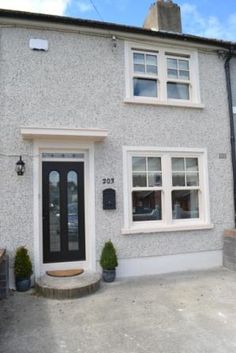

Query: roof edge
left=0, top=8, right=235, bottom=49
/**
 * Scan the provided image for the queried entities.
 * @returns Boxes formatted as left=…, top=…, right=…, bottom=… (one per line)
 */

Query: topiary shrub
left=100, top=240, right=118, bottom=270
left=14, top=246, right=33, bottom=278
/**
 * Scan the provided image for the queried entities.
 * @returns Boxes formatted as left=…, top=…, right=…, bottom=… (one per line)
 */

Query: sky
left=0, top=0, right=236, bottom=41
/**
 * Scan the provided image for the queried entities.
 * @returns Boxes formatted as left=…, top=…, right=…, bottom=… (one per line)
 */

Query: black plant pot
left=102, top=269, right=116, bottom=282
left=15, top=277, right=31, bottom=292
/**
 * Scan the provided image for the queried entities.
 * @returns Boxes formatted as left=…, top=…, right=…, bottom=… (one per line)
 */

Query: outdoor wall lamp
left=15, top=156, right=25, bottom=176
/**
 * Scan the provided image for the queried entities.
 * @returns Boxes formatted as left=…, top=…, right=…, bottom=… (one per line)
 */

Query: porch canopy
left=21, top=127, right=108, bottom=141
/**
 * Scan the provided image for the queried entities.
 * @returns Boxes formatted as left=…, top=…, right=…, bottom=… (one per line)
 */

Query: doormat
left=46, top=269, right=84, bottom=277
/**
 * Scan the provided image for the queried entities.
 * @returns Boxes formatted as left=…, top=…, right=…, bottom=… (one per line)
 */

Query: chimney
left=143, top=0, right=182, bottom=33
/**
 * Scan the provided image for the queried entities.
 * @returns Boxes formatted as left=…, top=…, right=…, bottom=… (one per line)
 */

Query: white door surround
left=33, top=140, right=96, bottom=278
left=21, top=127, right=108, bottom=279
left=32, top=139, right=97, bottom=278
left=20, top=126, right=108, bottom=278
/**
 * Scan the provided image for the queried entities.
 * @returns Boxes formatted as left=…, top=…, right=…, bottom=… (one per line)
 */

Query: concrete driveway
left=1, top=268, right=236, bottom=353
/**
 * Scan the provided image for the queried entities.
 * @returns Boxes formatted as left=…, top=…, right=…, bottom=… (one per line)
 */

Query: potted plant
left=14, top=246, right=33, bottom=292
left=100, top=240, right=118, bottom=282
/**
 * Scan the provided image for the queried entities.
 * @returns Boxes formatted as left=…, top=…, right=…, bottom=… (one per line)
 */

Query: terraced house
left=0, top=0, right=235, bottom=287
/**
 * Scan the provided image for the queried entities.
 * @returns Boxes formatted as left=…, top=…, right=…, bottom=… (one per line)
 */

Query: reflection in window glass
left=133, top=52, right=158, bottom=75
left=167, top=58, right=178, bottom=69
left=67, top=171, right=79, bottom=251
left=167, top=82, right=189, bottom=100
left=133, top=173, right=147, bottom=187
left=186, top=173, right=199, bottom=186
left=132, top=157, right=146, bottom=171
left=168, top=69, right=178, bottom=79
left=172, top=158, right=199, bottom=187
left=172, top=172, right=185, bottom=187
left=133, top=78, right=157, bottom=97
left=179, top=59, right=189, bottom=70
left=49, top=171, right=61, bottom=252
left=167, top=58, right=190, bottom=80
left=132, top=157, right=162, bottom=187
left=179, top=70, right=190, bottom=80
left=133, top=191, right=162, bottom=222
left=172, top=158, right=185, bottom=171
left=148, top=157, right=161, bottom=171
left=186, top=158, right=198, bottom=171
left=133, top=52, right=145, bottom=64
left=148, top=173, right=162, bottom=187
left=172, top=190, right=199, bottom=219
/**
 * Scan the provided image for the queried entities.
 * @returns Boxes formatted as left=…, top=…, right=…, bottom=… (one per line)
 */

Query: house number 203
left=102, top=178, right=114, bottom=184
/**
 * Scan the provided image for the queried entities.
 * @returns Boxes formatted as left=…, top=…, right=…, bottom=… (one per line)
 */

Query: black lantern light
left=15, top=156, right=25, bottom=176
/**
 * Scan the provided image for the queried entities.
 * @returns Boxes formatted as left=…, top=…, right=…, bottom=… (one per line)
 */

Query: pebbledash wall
left=0, top=21, right=234, bottom=281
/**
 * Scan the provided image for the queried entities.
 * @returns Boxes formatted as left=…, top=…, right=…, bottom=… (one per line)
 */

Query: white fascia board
left=21, top=127, right=108, bottom=141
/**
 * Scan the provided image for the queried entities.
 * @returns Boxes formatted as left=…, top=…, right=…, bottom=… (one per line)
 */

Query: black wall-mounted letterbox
left=103, top=188, right=116, bottom=210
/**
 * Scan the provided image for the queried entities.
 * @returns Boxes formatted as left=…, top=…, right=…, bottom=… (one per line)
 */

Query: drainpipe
left=225, top=49, right=236, bottom=227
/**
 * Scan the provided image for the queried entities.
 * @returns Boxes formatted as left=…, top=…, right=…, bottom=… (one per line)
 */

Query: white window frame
left=125, top=41, right=203, bottom=109
left=122, top=146, right=212, bottom=235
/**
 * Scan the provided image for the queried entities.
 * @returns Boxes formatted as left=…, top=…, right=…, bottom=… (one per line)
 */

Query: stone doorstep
left=35, top=271, right=101, bottom=300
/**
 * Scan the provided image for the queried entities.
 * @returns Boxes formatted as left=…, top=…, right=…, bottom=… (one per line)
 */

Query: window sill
left=124, top=97, right=205, bottom=109
left=121, top=223, right=214, bottom=235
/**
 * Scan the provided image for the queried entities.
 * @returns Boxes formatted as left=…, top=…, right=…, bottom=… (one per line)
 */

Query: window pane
left=172, top=158, right=185, bottom=171
left=186, top=158, right=198, bottom=171
left=42, top=152, right=84, bottom=159
left=179, top=70, right=190, bottom=80
left=147, top=65, right=157, bottom=74
left=132, top=191, right=162, bottom=222
left=172, top=190, right=199, bottom=219
left=67, top=171, right=79, bottom=251
left=134, top=78, right=157, bottom=97
left=133, top=53, right=145, bottom=64
left=186, top=173, right=199, bottom=186
left=132, top=157, right=146, bottom=171
left=133, top=173, right=147, bottom=187
left=167, top=58, right=177, bottom=69
left=148, top=157, right=161, bottom=171
left=179, top=60, right=189, bottom=70
left=148, top=173, right=162, bottom=187
left=168, top=69, right=178, bottom=79
left=167, top=82, right=190, bottom=100
left=172, top=172, right=185, bottom=186
left=146, top=54, right=157, bottom=66
left=49, top=171, right=60, bottom=252
left=134, top=64, right=145, bottom=73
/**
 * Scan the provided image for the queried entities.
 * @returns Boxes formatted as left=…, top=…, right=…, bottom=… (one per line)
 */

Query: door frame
left=33, top=140, right=96, bottom=278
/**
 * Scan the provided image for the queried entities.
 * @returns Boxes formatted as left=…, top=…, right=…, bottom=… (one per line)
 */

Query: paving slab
left=1, top=268, right=236, bottom=353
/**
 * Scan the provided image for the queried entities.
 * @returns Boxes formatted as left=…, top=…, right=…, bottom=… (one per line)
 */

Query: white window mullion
left=198, top=155, right=205, bottom=223
left=159, top=49, right=167, bottom=102
left=128, top=153, right=134, bottom=227
left=162, top=154, right=172, bottom=225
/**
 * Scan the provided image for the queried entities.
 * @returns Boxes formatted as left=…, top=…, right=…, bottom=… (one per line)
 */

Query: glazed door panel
left=42, top=162, right=85, bottom=263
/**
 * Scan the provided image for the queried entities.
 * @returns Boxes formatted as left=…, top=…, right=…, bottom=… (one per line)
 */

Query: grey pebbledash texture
left=0, top=26, right=234, bottom=269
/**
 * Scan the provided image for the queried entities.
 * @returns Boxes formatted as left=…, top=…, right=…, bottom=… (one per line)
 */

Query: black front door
left=42, top=162, right=85, bottom=263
